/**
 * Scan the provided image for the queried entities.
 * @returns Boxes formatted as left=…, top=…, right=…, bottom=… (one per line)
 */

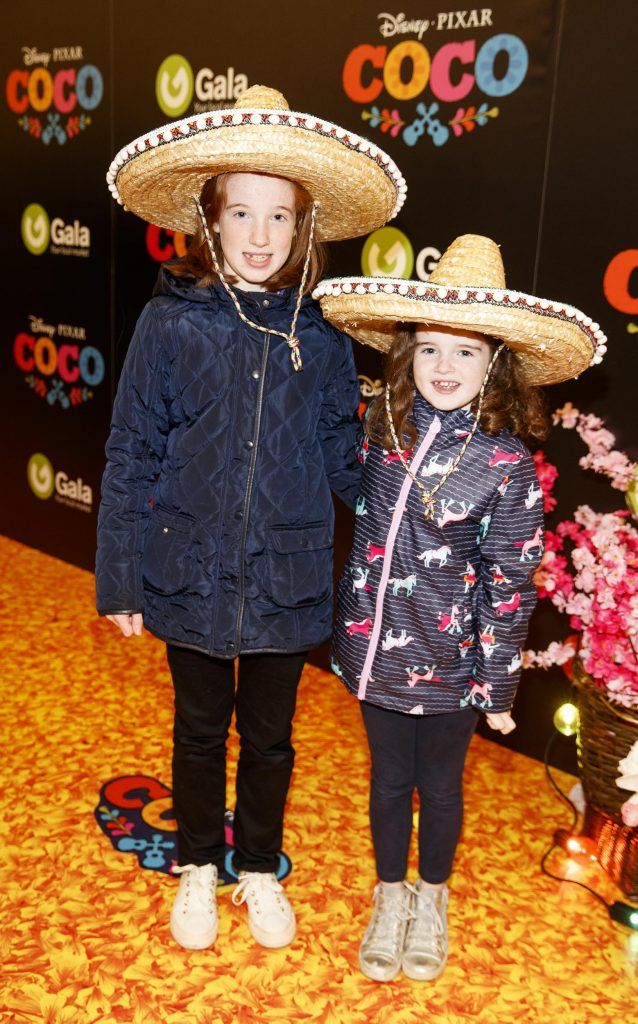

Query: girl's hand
left=485, top=711, right=516, bottom=734
left=106, top=613, right=144, bottom=637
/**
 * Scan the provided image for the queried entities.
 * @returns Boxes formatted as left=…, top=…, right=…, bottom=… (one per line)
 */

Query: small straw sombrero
left=106, top=85, right=406, bottom=242
left=313, top=234, right=607, bottom=385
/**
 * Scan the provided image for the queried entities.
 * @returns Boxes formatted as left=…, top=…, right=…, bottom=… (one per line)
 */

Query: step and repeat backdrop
left=2, top=0, right=636, bottom=762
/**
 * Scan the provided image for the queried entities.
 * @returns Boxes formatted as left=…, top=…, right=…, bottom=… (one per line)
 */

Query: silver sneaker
left=359, top=882, right=412, bottom=982
left=402, top=881, right=448, bottom=981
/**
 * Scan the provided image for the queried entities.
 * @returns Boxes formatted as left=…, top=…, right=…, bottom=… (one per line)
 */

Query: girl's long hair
left=365, top=326, right=550, bottom=450
left=170, top=173, right=326, bottom=293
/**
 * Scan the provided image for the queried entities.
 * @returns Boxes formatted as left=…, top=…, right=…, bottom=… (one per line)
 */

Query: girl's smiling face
left=212, top=172, right=297, bottom=291
left=413, top=325, right=495, bottom=410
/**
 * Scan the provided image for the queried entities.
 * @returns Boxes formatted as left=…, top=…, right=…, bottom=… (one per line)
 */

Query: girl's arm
left=95, top=303, right=170, bottom=617
left=316, top=329, right=362, bottom=510
left=473, top=450, right=544, bottom=713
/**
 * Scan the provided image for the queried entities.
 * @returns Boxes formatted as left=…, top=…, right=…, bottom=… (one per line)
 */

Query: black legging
left=167, top=644, right=307, bottom=874
left=361, top=702, right=479, bottom=884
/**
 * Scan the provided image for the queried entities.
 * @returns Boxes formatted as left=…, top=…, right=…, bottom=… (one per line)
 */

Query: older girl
left=96, top=85, right=403, bottom=951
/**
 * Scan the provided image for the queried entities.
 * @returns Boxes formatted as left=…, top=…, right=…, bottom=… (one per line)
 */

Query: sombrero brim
left=107, top=109, right=405, bottom=242
left=313, top=277, right=606, bottom=385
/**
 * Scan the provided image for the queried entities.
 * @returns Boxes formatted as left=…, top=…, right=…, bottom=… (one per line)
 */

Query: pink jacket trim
left=357, top=416, right=442, bottom=699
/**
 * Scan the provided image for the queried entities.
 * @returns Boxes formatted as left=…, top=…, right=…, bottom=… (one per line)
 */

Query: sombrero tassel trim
left=195, top=198, right=317, bottom=372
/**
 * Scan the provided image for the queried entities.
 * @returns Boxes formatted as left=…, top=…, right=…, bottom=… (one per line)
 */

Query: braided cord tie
left=385, top=345, right=502, bottom=520
left=195, top=197, right=318, bottom=372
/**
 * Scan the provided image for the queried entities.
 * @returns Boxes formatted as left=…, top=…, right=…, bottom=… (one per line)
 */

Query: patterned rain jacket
left=331, top=393, right=544, bottom=715
left=96, top=266, right=361, bottom=657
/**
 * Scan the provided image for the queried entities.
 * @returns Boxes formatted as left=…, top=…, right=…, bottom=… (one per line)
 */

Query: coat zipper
left=235, top=333, right=270, bottom=651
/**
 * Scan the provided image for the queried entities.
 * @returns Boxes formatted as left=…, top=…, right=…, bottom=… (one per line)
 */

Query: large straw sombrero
left=313, top=234, right=607, bottom=384
left=106, top=85, right=406, bottom=242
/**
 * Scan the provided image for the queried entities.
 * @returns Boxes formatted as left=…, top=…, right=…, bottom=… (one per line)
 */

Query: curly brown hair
left=170, top=173, right=326, bottom=293
left=365, top=326, right=549, bottom=450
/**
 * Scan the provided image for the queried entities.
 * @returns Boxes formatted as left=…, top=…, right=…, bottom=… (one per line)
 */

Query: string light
left=553, top=702, right=579, bottom=736
left=541, top=714, right=638, bottom=932
left=553, top=828, right=597, bottom=865
left=609, top=903, right=638, bottom=929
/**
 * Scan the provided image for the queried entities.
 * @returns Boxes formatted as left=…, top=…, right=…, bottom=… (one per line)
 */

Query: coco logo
left=14, top=315, right=104, bottom=409
left=343, top=29, right=528, bottom=148
left=27, top=452, right=93, bottom=510
left=603, top=250, right=638, bottom=316
left=21, top=203, right=90, bottom=257
left=146, top=223, right=188, bottom=262
left=155, top=53, right=248, bottom=117
left=6, top=47, right=103, bottom=145
left=361, top=227, right=441, bottom=281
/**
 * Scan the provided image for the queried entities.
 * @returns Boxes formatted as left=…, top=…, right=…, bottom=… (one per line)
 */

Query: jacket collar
left=225, top=284, right=305, bottom=316
left=413, top=392, right=476, bottom=438
left=153, top=263, right=313, bottom=315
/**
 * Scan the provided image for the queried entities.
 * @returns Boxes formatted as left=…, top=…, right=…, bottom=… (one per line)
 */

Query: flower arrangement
left=524, top=404, right=638, bottom=711
left=524, top=406, right=638, bottom=827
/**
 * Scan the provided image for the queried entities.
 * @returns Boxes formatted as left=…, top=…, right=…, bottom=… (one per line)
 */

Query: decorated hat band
left=106, top=85, right=406, bottom=242
left=313, top=235, right=607, bottom=385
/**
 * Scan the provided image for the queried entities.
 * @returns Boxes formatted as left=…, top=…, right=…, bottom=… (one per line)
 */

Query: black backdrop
left=2, top=1, right=636, bottom=769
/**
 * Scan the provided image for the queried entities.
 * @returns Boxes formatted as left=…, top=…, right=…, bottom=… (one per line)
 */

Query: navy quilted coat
left=95, top=266, right=361, bottom=656
left=331, top=394, right=544, bottom=715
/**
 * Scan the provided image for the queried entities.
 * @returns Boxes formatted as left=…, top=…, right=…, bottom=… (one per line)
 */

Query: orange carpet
left=0, top=535, right=635, bottom=1023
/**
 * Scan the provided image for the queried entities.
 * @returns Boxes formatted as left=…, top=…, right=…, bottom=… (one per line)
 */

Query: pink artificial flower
left=553, top=403, right=580, bottom=429
left=524, top=411, right=638, bottom=707
left=532, top=451, right=558, bottom=513
left=621, top=800, right=638, bottom=827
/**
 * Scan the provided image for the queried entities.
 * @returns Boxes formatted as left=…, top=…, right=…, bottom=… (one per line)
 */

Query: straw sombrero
left=313, top=235, right=607, bottom=384
left=106, top=85, right=406, bottom=242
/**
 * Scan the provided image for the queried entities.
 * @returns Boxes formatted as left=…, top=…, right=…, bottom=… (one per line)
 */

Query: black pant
left=167, top=644, right=306, bottom=873
left=361, top=702, right=478, bottom=884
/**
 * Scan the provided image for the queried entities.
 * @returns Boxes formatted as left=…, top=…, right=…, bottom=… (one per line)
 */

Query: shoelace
left=231, top=873, right=285, bottom=910
left=405, top=883, right=445, bottom=948
left=367, top=886, right=413, bottom=951
left=173, top=864, right=216, bottom=909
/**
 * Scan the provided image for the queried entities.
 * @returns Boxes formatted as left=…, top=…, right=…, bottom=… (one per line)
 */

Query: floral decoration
left=524, top=406, right=638, bottom=709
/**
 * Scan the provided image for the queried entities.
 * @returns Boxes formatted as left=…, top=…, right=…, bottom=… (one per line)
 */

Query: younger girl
left=315, top=234, right=605, bottom=981
left=96, top=86, right=404, bottom=951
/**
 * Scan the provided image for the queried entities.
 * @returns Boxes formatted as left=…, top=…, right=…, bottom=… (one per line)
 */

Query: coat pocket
left=142, top=506, right=194, bottom=596
left=266, top=522, right=334, bottom=608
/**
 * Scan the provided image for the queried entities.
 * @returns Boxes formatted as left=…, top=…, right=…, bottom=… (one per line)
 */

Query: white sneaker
left=170, top=863, right=218, bottom=949
left=232, top=871, right=296, bottom=948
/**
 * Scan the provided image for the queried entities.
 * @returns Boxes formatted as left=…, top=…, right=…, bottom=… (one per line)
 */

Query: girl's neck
left=233, top=280, right=269, bottom=293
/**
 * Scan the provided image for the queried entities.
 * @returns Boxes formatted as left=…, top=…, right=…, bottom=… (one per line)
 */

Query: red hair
left=170, top=173, right=326, bottom=293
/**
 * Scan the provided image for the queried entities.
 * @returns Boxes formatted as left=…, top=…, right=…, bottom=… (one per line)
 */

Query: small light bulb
left=554, top=829, right=597, bottom=864
left=554, top=702, right=579, bottom=736
left=609, top=902, right=638, bottom=931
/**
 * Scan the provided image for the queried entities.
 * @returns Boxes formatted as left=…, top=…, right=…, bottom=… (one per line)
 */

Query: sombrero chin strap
left=195, top=197, right=317, bottom=372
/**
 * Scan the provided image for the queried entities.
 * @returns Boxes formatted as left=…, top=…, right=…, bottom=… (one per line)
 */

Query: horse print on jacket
left=332, top=394, right=544, bottom=717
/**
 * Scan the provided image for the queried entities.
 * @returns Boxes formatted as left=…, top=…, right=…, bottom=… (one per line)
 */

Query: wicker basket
left=583, top=804, right=638, bottom=900
left=574, top=660, right=638, bottom=899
